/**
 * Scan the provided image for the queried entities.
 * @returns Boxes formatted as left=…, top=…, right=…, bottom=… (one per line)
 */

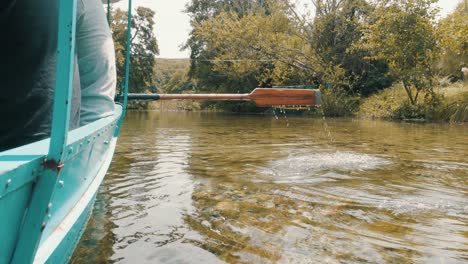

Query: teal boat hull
left=0, top=105, right=122, bottom=264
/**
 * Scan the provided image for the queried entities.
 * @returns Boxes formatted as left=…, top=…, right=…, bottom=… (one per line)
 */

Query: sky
left=114, top=0, right=461, bottom=59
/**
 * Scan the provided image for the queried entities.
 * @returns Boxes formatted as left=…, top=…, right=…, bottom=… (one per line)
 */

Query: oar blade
left=249, top=88, right=320, bottom=107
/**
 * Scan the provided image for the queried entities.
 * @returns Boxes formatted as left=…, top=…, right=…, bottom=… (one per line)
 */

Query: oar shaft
left=126, top=93, right=251, bottom=101
left=159, top=93, right=251, bottom=101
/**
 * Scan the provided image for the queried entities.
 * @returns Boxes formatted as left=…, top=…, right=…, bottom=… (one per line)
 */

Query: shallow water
left=72, top=111, right=468, bottom=263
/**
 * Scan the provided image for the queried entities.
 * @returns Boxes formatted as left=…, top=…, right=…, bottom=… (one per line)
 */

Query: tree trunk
left=402, top=80, right=415, bottom=105
left=414, top=88, right=421, bottom=104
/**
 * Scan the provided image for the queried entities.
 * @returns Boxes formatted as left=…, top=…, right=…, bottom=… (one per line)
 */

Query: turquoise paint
left=48, top=0, right=77, bottom=160
left=11, top=0, right=78, bottom=261
left=115, top=0, right=132, bottom=136
left=0, top=158, right=41, bottom=198
left=45, top=196, right=97, bottom=263
left=0, top=106, right=122, bottom=264
left=0, top=108, right=119, bottom=175
left=1, top=0, right=132, bottom=261
left=40, top=122, right=115, bottom=241
left=0, top=183, right=34, bottom=263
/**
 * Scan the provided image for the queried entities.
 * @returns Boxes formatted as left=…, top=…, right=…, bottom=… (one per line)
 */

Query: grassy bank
left=358, top=82, right=468, bottom=122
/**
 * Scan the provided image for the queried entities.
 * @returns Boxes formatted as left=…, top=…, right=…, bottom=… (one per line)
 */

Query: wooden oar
left=126, top=88, right=321, bottom=107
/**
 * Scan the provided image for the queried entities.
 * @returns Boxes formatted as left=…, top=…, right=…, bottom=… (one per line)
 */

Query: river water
left=72, top=111, right=467, bottom=263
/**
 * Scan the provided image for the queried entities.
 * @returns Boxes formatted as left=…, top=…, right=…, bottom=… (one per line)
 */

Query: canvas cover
left=0, top=0, right=116, bottom=151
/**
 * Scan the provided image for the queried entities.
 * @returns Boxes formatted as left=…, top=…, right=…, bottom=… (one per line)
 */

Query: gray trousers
left=77, top=0, right=116, bottom=126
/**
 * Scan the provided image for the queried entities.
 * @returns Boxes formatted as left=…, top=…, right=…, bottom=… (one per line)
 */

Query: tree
left=310, top=0, right=393, bottom=95
left=111, top=7, right=159, bottom=93
left=360, top=0, right=439, bottom=105
left=437, top=1, right=468, bottom=77
left=187, top=0, right=326, bottom=89
left=153, top=59, right=197, bottom=93
left=188, top=0, right=393, bottom=98
left=192, top=4, right=311, bottom=83
left=184, top=0, right=275, bottom=112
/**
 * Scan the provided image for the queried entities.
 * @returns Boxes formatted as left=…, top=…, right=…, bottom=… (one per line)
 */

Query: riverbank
left=358, top=82, right=468, bottom=123
left=127, top=81, right=467, bottom=123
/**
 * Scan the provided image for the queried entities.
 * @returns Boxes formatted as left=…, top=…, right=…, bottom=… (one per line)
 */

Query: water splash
left=262, top=151, right=392, bottom=180
left=272, top=107, right=289, bottom=127
left=273, top=107, right=279, bottom=120
left=281, top=108, right=290, bottom=127
left=320, top=109, right=335, bottom=143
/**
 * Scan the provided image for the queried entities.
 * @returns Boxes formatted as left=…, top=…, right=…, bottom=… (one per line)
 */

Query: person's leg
left=0, top=0, right=81, bottom=151
left=76, top=0, right=116, bottom=126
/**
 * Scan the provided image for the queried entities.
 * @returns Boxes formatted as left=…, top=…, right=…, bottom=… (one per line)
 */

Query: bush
left=321, top=88, right=360, bottom=117
left=392, top=102, right=426, bottom=120
left=437, top=92, right=468, bottom=123
left=357, top=84, right=407, bottom=119
left=390, top=91, right=446, bottom=121
left=358, top=82, right=468, bottom=122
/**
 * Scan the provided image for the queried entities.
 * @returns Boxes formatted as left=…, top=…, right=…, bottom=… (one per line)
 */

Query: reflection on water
left=72, top=111, right=468, bottom=263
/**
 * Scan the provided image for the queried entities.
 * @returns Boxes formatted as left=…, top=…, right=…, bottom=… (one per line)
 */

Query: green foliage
left=111, top=7, right=159, bottom=93
left=437, top=1, right=468, bottom=77
left=184, top=0, right=277, bottom=111
left=97, top=0, right=468, bottom=121
left=386, top=89, right=444, bottom=121
left=310, top=0, right=393, bottom=95
left=185, top=0, right=393, bottom=113
left=185, top=0, right=272, bottom=87
left=443, top=92, right=468, bottom=122
left=392, top=102, right=427, bottom=120
left=192, top=5, right=313, bottom=86
left=357, top=83, right=408, bottom=119
left=429, top=83, right=468, bottom=122
left=188, top=1, right=328, bottom=87
left=360, top=0, right=439, bottom=105
left=153, top=59, right=196, bottom=93
left=358, top=83, right=434, bottom=120
left=357, top=1, right=467, bottom=123
left=320, top=88, right=360, bottom=117
left=359, top=82, right=468, bottom=122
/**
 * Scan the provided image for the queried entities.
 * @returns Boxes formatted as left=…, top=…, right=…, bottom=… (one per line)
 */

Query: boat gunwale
left=0, top=105, right=122, bottom=196
left=33, top=137, right=118, bottom=263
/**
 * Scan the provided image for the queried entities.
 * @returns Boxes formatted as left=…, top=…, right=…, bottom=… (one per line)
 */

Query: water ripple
left=72, top=112, right=468, bottom=264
